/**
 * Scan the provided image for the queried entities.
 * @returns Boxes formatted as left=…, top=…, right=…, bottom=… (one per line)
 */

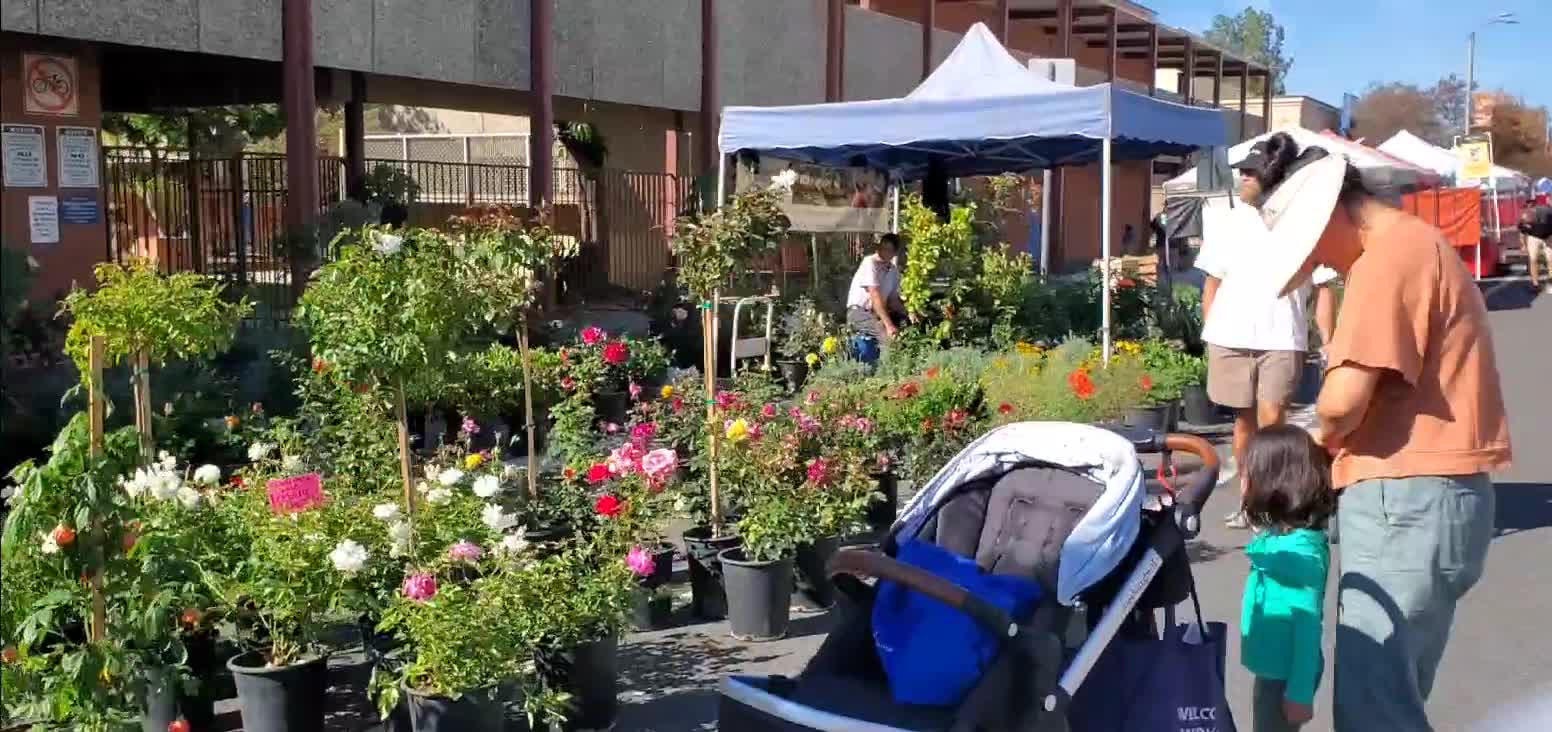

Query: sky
left=1142, top=0, right=1551, bottom=111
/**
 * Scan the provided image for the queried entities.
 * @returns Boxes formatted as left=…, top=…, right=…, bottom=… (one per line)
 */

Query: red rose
left=231, top=475, right=246, bottom=489
left=51, top=524, right=76, bottom=547
left=897, top=382, right=920, bottom=399
left=925, top=367, right=941, bottom=379
left=998, top=402, right=1014, bottom=415
left=586, top=463, right=611, bottom=484
left=563, top=467, right=578, bottom=481
left=311, top=358, right=328, bottom=374
left=1139, top=374, right=1154, bottom=392
left=1, top=646, right=17, bottom=664
left=168, top=720, right=191, bottom=732
left=671, top=397, right=684, bottom=413
left=561, top=376, right=576, bottom=391
left=1068, top=369, right=1097, bottom=401
left=603, top=341, right=630, bottom=365
left=594, top=494, right=625, bottom=518
left=946, top=409, right=968, bottom=430
left=180, top=608, right=203, bottom=628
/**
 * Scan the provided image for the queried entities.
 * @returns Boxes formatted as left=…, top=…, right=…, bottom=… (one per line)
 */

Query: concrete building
left=1218, top=95, right=1341, bottom=137
left=2, top=0, right=1272, bottom=299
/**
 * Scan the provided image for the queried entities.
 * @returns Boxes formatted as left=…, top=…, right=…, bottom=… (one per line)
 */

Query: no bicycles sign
left=23, top=54, right=79, bottom=117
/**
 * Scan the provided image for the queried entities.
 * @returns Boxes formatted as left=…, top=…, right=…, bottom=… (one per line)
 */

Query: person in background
left=1244, top=133, right=1511, bottom=732
left=1517, top=204, right=1552, bottom=293
left=1199, top=136, right=1338, bottom=529
left=846, top=233, right=905, bottom=345
left=1239, top=425, right=1335, bottom=732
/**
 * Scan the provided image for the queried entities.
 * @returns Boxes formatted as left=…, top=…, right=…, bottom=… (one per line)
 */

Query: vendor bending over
left=846, top=233, right=907, bottom=342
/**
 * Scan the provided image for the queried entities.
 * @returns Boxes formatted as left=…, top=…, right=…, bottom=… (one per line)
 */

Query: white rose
left=415, top=480, right=432, bottom=494
left=502, top=464, right=521, bottom=481
left=329, top=539, right=369, bottom=574
left=425, top=488, right=453, bottom=506
left=193, top=464, right=221, bottom=485
left=150, top=472, right=182, bottom=502
left=472, top=474, right=501, bottom=499
left=372, top=231, right=404, bottom=256
left=176, top=486, right=203, bottom=509
left=39, top=531, right=60, bottom=555
left=481, top=503, right=518, bottom=532
left=436, top=468, right=465, bottom=487
left=423, top=464, right=440, bottom=482
left=247, top=442, right=276, bottom=462
left=122, top=469, right=149, bottom=498
left=497, top=532, right=530, bottom=556
left=372, top=503, right=401, bottom=521
left=387, top=521, right=413, bottom=557
left=282, top=455, right=304, bottom=473
left=769, top=168, right=799, bottom=192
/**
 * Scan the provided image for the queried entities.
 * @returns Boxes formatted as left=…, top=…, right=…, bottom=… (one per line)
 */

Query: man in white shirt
left=846, top=233, right=905, bottom=343
left=1198, top=196, right=1337, bottom=528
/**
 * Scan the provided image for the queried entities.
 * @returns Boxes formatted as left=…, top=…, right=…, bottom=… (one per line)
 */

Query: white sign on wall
left=3, top=124, right=48, bottom=187
left=29, top=196, right=61, bottom=245
left=57, top=126, right=100, bottom=188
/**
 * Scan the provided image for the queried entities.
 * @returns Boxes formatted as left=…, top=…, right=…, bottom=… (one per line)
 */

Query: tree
left=1204, top=8, right=1292, bottom=95
left=1430, top=74, right=1471, bottom=144
left=1487, top=99, right=1552, bottom=178
left=1352, top=82, right=1441, bottom=145
left=102, top=106, right=286, bottom=156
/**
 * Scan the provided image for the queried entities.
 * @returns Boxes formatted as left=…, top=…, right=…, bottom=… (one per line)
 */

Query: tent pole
left=1101, top=137, right=1113, bottom=365
left=1040, top=170, right=1052, bottom=276
left=716, top=152, right=727, bottom=208
left=891, top=184, right=900, bottom=233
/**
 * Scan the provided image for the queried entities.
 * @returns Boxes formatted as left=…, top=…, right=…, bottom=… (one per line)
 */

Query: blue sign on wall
left=59, top=195, right=99, bottom=224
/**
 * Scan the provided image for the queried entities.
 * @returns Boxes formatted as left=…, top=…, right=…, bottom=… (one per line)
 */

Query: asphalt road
left=615, top=281, right=1551, bottom=732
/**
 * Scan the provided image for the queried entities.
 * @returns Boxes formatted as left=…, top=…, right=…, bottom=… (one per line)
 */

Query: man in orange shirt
left=1243, top=135, right=1512, bottom=732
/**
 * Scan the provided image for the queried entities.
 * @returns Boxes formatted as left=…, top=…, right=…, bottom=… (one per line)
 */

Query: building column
left=1239, top=64, right=1249, bottom=139
left=1261, top=72, right=1273, bottom=131
left=1049, top=0, right=1072, bottom=269
left=700, top=0, right=718, bottom=175
left=344, top=71, right=366, bottom=201
left=826, top=0, right=844, bottom=101
left=1182, top=39, right=1195, bottom=104
left=530, top=0, right=554, bottom=207
left=281, top=0, right=317, bottom=296
left=1213, top=53, right=1223, bottom=107
left=1146, top=25, right=1158, bottom=96
left=921, top=0, right=935, bottom=80
left=994, top=0, right=1009, bottom=43
left=1104, top=8, right=1117, bottom=81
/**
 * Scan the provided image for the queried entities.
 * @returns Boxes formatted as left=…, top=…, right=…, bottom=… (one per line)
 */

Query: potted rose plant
left=580, top=424, right=681, bottom=630
left=775, top=297, right=832, bottom=393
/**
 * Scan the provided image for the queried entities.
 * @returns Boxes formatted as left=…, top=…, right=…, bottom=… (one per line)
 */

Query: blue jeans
left=1334, top=474, right=1495, bottom=732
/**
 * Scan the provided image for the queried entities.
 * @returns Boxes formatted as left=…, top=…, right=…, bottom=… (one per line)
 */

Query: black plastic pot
left=643, top=542, right=677, bottom=588
left=227, top=651, right=329, bottom=732
left=630, top=589, right=674, bottom=631
left=793, top=535, right=841, bottom=611
left=405, top=686, right=505, bottom=732
left=719, top=547, right=795, bottom=641
left=777, top=360, right=809, bottom=393
left=523, top=523, right=575, bottom=558
left=537, top=637, right=620, bottom=731
left=594, top=390, right=629, bottom=426
left=683, top=525, right=742, bottom=620
left=866, top=472, right=899, bottom=536
left=140, top=664, right=214, bottom=732
left=1123, top=404, right=1175, bottom=432
left=1182, top=384, right=1216, bottom=426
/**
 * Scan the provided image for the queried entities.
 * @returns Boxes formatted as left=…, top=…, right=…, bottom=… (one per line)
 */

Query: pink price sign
left=267, top=473, right=325, bottom=514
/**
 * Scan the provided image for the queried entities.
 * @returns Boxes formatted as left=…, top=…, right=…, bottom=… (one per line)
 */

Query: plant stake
left=88, top=336, right=108, bottom=643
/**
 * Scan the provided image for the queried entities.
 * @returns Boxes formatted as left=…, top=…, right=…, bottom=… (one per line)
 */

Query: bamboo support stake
left=395, top=381, right=416, bottom=540
left=705, top=294, right=723, bottom=535
left=517, top=317, right=539, bottom=499
left=132, top=348, right=154, bottom=463
left=87, top=337, right=107, bottom=643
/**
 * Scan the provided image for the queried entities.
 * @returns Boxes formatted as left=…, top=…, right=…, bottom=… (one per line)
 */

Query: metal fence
left=104, top=147, right=691, bottom=319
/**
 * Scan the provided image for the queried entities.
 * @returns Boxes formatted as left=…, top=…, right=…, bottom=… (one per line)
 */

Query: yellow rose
left=805, top=352, right=820, bottom=367
left=821, top=336, right=840, bottom=355
left=725, top=418, right=750, bottom=443
left=660, top=384, right=674, bottom=399
left=464, top=453, right=486, bottom=470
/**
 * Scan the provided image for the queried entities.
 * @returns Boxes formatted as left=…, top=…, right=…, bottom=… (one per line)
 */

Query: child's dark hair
left=1242, top=424, right=1336, bottom=532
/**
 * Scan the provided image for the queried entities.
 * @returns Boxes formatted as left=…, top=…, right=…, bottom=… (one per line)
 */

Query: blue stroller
left=718, top=422, right=1224, bottom=731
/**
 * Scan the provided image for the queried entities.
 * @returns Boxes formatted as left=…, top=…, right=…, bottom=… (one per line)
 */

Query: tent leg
left=1040, top=169, right=1052, bottom=276
left=1101, top=138, right=1113, bottom=365
left=891, top=184, right=900, bottom=233
left=716, top=152, right=728, bottom=209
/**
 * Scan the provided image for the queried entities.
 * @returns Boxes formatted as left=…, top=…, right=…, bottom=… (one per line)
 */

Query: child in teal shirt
left=1238, top=425, right=1335, bottom=731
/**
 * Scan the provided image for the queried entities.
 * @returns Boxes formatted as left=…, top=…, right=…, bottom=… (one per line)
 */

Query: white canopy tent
left=1163, top=127, right=1440, bottom=195
left=717, top=23, right=1230, bottom=361
left=1377, top=130, right=1530, bottom=192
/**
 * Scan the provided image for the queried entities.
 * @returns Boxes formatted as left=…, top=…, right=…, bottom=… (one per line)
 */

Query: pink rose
left=402, top=573, right=438, bottom=602
left=448, top=541, right=484, bottom=563
left=628, top=381, right=643, bottom=401
left=608, top=443, right=644, bottom=476
left=625, top=546, right=656, bottom=578
left=806, top=458, right=831, bottom=487
left=761, top=403, right=777, bottom=419
left=642, top=448, right=678, bottom=481
left=806, top=391, right=820, bottom=405
left=630, top=422, right=658, bottom=446
left=581, top=326, right=606, bottom=345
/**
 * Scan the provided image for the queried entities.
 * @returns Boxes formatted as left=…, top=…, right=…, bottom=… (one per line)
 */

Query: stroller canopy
left=898, top=422, right=1145, bottom=604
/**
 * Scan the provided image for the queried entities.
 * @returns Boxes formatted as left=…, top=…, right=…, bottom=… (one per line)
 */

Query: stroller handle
left=1160, top=433, right=1220, bottom=537
left=828, top=549, right=1017, bottom=637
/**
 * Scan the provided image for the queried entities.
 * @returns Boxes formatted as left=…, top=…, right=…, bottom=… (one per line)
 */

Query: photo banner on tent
left=1456, top=140, right=1493, bottom=181
left=734, top=158, right=890, bottom=233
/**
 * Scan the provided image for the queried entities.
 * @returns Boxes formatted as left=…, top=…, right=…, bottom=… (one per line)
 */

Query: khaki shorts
left=1528, top=235, right=1550, bottom=265
left=1205, top=344, right=1302, bottom=410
